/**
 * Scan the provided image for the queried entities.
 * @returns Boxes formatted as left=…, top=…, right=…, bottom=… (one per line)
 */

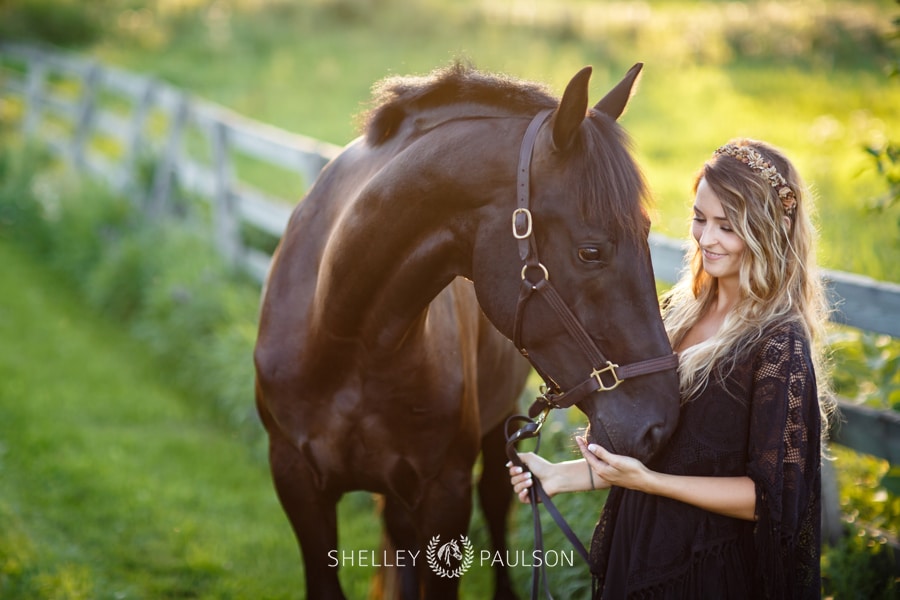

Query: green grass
left=0, top=233, right=597, bottom=598
left=1, top=1, right=899, bottom=596
left=0, top=238, right=307, bottom=599
left=5, top=1, right=900, bottom=278
left=76, top=0, right=898, bottom=282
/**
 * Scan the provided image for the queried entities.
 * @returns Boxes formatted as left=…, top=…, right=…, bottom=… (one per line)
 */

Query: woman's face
left=691, top=177, right=746, bottom=283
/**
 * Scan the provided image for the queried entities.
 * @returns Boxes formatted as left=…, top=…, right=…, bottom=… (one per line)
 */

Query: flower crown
left=714, top=144, right=797, bottom=215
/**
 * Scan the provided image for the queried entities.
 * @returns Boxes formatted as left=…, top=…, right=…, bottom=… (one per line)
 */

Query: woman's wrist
left=552, top=459, right=602, bottom=494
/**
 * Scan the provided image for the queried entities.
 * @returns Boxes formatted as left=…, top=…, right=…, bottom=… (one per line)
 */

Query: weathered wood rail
left=2, top=43, right=898, bottom=549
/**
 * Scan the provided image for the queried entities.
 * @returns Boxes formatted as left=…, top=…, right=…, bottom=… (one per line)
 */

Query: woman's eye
left=578, top=247, right=605, bottom=263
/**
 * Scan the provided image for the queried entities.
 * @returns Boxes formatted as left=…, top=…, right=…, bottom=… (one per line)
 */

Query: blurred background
left=0, top=1, right=898, bottom=598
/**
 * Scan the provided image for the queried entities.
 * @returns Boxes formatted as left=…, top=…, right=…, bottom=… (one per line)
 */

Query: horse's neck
left=311, top=169, right=463, bottom=354
left=309, top=112, right=517, bottom=353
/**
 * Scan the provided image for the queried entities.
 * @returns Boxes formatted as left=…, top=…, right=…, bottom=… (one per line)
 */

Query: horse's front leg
left=478, top=417, right=519, bottom=600
left=416, top=467, right=475, bottom=600
left=268, top=430, right=345, bottom=599
left=381, top=496, right=426, bottom=600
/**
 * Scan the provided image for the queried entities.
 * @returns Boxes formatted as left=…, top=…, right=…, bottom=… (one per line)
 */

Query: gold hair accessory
left=714, top=144, right=797, bottom=215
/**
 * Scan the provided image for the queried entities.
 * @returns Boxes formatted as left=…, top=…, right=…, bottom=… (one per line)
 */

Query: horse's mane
left=361, top=62, right=652, bottom=241
left=573, top=117, right=652, bottom=242
left=361, top=61, right=556, bottom=144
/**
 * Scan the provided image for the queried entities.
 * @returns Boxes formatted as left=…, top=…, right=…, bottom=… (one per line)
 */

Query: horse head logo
left=426, top=535, right=474, bottom=578
left=437, top=540, right=462, bottom=566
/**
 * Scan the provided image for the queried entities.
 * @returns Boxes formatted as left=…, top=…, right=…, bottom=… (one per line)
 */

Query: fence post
left=148, top=92, right=189, bottom=215
left=71, top=63, right=102, bottom=170
left=119, top=78, right=156, bottom=194
left=211, top=120, right=241, bottom=266
left=21, top=50, right=46, bottom=136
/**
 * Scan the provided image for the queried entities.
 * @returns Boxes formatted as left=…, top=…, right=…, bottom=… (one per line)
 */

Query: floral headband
left=714, top=144, right=797, bottom=215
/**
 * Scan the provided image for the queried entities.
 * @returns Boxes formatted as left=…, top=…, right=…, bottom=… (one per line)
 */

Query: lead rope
left=505, top=411, right=590, bottom=600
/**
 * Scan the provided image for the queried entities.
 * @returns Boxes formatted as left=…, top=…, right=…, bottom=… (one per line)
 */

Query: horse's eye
left=578, top=247, right=606, bottom=264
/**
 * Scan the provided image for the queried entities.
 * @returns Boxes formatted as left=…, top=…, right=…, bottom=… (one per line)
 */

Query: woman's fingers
left=506, top=460, right=534, bottom=503
left=576, top=436, right=608, bottom=468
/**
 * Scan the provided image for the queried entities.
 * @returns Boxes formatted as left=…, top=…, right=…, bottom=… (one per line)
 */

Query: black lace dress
left=590, top=322, right=822, bottom=599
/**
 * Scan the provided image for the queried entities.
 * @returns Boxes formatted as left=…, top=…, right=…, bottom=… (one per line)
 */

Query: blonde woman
left=509, top=139, right=833, bottom=598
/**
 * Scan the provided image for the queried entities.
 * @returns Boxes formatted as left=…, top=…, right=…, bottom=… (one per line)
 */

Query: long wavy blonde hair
left=662, top=139, right=833, bottom=422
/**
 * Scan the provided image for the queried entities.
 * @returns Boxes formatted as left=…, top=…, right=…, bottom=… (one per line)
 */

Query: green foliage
left=824, top=446, right=900, bottom=598
left=823, top=530, right=898, bottom=599
left=0, top=0, right=106, bottom=47
left=865, top=142, right=900, bottom=216
left=830, top=330, right=900, bottom=410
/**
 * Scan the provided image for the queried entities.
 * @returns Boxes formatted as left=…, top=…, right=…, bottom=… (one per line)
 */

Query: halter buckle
left=533, top=405, right=551, bottom=432
left=591, top=361, right=624, bottom=392
left=512, top=208, right=533, bottom=239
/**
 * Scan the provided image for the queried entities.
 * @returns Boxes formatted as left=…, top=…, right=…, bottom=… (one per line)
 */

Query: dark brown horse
left=254, top=62, right=680, bottom=599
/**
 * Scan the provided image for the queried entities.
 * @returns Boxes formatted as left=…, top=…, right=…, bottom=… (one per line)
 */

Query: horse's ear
left=552, top=66, right=592, bottom=151
left=593, top=62, right=644, bottom=121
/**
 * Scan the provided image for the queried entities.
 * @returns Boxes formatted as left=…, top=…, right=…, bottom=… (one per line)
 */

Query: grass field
left=76, top=0, right=900, bottom=281
left=0, top=238, right=307, bottom=599
left=1, top=1, right=898, bottom=597
left=0, top=231, right=597, bottom=598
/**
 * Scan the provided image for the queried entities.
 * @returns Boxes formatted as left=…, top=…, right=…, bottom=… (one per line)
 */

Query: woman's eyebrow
left=692, top=206, right=729, bottom=221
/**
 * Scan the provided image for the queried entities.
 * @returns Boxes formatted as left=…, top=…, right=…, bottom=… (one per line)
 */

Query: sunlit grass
left=78, top=0, right=900, bottom=280
left=1, top=1, right=898, bottom=596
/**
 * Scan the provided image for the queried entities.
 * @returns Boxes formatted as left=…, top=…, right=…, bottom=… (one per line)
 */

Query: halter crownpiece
left=714, top=144, right=797, bottom=215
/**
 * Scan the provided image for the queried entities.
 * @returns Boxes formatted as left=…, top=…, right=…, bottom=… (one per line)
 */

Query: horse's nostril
left=641, top=423, right=666, bottom=458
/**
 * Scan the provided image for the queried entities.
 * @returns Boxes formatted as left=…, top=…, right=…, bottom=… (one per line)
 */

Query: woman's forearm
left=544, top=458, right=610, bottom=495
left=644, top=473, right=757, bottom=521
left=579, top=438, right=757, bottom=521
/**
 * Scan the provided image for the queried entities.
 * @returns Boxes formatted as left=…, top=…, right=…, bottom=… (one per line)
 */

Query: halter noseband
left=510, top=109, right=679, bottom=418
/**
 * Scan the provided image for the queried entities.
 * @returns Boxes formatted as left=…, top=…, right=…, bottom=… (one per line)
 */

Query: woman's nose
left=697, top=224, right=713, bottom=246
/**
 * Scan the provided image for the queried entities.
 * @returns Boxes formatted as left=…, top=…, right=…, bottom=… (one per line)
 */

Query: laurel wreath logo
left=425, top=534, right=474, bottom=578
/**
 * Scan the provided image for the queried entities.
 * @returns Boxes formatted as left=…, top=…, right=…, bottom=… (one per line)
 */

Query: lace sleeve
left=745, top=324, right=822, bottom=599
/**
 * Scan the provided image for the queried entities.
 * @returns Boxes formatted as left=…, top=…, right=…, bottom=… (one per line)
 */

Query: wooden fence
left=2, top=43, right=899, bottom=549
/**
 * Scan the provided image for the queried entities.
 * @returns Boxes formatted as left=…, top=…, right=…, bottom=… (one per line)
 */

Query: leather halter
left=505, top=108, right=679, bottom=600
left=509, top=109, right=679, bottom=418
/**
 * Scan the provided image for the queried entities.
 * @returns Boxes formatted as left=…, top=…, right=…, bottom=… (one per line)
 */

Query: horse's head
left=438, top=540, right=462, bottom=563
left=471, top=65, right=680, bottom=461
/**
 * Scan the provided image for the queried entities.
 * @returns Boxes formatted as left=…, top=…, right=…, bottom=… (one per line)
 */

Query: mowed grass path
left=0, top=239, right=307, bottom=599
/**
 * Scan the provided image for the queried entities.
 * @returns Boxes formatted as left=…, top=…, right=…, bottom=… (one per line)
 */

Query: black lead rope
left=505, top=410, right=590, bottom=600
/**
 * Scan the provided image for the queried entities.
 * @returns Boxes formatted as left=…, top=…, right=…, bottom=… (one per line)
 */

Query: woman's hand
left=507, top=452, right=554, bottom=504
left=576, top=436, right=652, bottom=493
left=508, top=448, right=609, bottom=502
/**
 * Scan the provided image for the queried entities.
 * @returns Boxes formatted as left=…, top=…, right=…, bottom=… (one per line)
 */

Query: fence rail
left=2, top=43, right=898, bottom=548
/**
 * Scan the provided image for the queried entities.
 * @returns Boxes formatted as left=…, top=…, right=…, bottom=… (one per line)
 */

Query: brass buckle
left=533, top=405, right=551, bottom=432
left=591, top=361, right=623, bottom=392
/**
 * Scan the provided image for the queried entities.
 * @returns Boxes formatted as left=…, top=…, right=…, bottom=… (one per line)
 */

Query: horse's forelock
left=573, top=117, right=651, bottom=244
left=361, top=62, right=556, bottom=145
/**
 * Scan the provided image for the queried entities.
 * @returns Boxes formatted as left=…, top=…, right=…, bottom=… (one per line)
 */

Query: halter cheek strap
left=510, top=109, right=679, bottom=416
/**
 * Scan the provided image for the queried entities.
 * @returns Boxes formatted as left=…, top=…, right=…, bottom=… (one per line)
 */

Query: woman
left=509, top=139, right=834, bottom=598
